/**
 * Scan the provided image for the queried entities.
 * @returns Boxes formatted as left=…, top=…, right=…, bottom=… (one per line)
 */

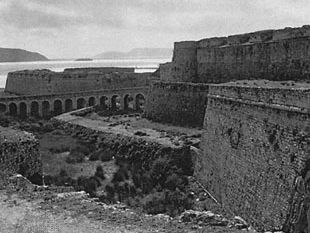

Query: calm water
left=0, top=58, right=169, bottom=88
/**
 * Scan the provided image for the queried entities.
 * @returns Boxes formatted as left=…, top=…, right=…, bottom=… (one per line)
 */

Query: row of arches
left=0, top=93, right=146, bottom=118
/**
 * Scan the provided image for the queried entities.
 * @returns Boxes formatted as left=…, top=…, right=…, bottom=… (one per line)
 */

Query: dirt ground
left=0, top=188, right=250, bottom=233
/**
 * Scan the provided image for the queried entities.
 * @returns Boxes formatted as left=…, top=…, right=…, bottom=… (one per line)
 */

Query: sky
left=0, top=0, right=309, bottom=59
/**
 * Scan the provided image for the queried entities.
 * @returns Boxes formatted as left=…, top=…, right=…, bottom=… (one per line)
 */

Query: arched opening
left=9, top=103, right=17, bottom=116
left=100, top=96, right=108, bottom=109
left=88, top=97, right=95, bottom=106
left=135, top=93, right=146, bottom=111
left=111, top=95, right=121, bottom=111
left=77, top=98, right=86, bottom=109
left=0, top=103, right=6, bottom=113
left=19, top=102, right=27, bottom=118
left=42, top=101, right=50, bottom=118
left=65, top=99, right=73, bottom=112
left=30, top=101, right=39, bottom=117
left=124, top=94, right=134, bottom=111
left=53, top=100, right=62, bottom=115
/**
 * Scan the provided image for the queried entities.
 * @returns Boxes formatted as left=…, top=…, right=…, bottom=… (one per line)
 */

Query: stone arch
left=65, top=99, right=73, bottom=112
left=0, top=103, right=6, bottom=113
left=53, top=99, right=63, bottom=115
left=100, top=96, right=108, bottom=109
left=88, top=97, right=95, bottom=106
left=9, top=103, right=17, bottom=116
left=30, top=101, right=39, bottom=117
left=124, top=94, right=134, bottom=111
left=19, top=102, right=27, bottom=118
left=77, top=98, right=86, bottom=109
left=111, top=95, right=120, bottom=110
left=135, top=93, right=146, bottom=111
left=42, top=101, right=50, bottom=118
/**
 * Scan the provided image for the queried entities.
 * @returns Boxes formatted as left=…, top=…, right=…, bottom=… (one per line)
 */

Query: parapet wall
left=0, top=127, right=42, bottom=181
left=161, top=25, right=310, bottom=83
left=63, top=67, right=135, bottom=73
left=196, top=82, right=310, bottom=231
left=4, top=69, right=151, bottom=96
left=144, top=81, right=209, bottom=127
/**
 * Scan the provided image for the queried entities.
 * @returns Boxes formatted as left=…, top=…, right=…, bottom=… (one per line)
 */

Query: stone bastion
left=144, top=25, right=310, bottom=231
left=160, top=25, right=310, bottom=83
left=196, top=81, right=310, bottom=231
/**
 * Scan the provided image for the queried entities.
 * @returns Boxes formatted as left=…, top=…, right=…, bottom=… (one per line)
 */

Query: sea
left=0, top=58, right=170, bottom=88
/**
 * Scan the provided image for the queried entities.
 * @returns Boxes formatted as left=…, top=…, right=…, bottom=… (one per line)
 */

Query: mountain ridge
left=0, top=48, right=48, bottom=62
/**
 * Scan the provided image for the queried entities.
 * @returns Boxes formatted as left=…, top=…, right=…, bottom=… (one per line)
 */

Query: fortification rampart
left=144, top=81, right=209, bottom=127
left=5, top=69, right=151, bottom=96
left=161, top=25, right=310, bottom=83
left=196, top=82, right=310, bottom=231
left=0, top=127, right=42, bottom=182
left=63, top=67, right=135, bottom=73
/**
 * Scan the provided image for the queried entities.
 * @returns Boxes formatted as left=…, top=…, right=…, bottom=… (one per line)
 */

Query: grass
left=39, top=131, right=116, bottom=179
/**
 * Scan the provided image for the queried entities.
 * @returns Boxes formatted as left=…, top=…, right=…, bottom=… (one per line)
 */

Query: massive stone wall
left=4, top=68, right=151, bottom=96
left=161, top=25, right=310, bottom=83
left=144, top=81, right=209, bottom=127
left=0, top=127, right=42, bottom=181
left=196, top=82, right=310, bottom=231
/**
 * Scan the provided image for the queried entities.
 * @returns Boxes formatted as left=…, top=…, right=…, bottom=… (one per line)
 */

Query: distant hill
left=94, top=48, right=172, bottom=60
left=0, top=48, right=48, bottom=62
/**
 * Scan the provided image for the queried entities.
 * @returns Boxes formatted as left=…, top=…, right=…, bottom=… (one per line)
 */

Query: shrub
left=94, top=165, right=106, bottom=180
left=89, top=151, right=100, bottom=161
left=100, top=148, right=114, bottom=162
left=49, top=145, right=70, bottom=154
left=141, top=191, right=167, bottom=215
left=84, top=176, right=99, bottom=197
left=89, top=148, right=114, bottom=162
left=65, top=149, right=84, bottom=163
left=141, top=189, right=193, bottom=216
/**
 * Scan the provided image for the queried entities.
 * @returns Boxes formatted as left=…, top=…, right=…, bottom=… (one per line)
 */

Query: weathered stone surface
left=196, top=83, right=310, bottom=231
left=145, top=81, right=209, bottom=127
left=5, top=69, right=151, bottom=96
left=0, top=127, right=42, bottom=182
left=161, top=25, right=310, bottom=83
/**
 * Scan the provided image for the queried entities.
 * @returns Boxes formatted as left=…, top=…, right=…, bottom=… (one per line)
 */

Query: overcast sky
left=0, top=0, right=309, bottom=59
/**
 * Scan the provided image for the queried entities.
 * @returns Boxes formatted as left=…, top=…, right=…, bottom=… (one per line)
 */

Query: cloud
left=0, top=0, right=86, bottom=29
left=0, top=0, right=309, bottom=58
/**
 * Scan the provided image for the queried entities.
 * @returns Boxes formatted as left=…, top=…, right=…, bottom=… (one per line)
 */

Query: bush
left=142, top=191, right=167, bottom=215
left=53, top=169, right=76, bottom=186
left=142, top=189, right=193, bottom=216
left=65, top=149, right=84, bottom=163
left=89, top=148, right=114, bottom=162
left=94, top=165, right=106, bottom=180
left=49, top=145, right=70, bottom=154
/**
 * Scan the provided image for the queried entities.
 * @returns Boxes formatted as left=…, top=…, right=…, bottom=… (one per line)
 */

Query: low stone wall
left=196, top=84, right=310, bottom=231
left=144, top=81, right=209, bottom=127
left=0, top=127, right=42, bottom=182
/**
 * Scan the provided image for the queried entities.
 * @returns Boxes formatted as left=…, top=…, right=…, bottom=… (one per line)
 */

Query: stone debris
left=56, top=191, right=88, bottom=200
left=8, top=174, right=35, bottom=192
left=179, top=210, right=249, bottom=229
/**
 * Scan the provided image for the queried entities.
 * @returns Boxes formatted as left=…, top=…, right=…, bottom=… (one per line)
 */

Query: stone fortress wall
left=145, top=81, right=209, bottom=127
left=145, top=25, right=310, bottom=231
left=196, top=82, right=310, bottom=231
left=5, top=68, right=150, bottom=96
left=161, top=25, right=310, bottom=83
left=0, top=126, right=42, bottom=181
left=0, top=67, right=150, bottom=118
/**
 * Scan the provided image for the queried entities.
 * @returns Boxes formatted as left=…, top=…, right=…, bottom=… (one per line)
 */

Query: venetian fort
left=0, top=25, right=309, bottom=232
